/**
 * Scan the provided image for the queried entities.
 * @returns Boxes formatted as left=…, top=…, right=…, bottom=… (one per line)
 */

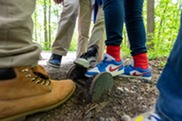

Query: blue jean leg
left=124, top=0, right=147, bottom=56
left=103, top=0, right=124, bottom=46
left=156, top=12, right=182, bottom=121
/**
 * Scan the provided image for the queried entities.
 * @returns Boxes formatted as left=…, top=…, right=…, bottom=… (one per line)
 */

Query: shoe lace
left=21, top=66, right=51, bottom=86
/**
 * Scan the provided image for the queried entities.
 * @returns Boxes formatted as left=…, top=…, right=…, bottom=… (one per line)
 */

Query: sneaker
left=120, top=65, right=152, bottom=81
left=122, top=112, right=162, bottom=121
left=74, top=46, right=98, bottom=68
left=47, top=53, right=62, bottom=68
left=85, top=53, right=124, bottom=77
left=0, top=65, right=75, bottom=121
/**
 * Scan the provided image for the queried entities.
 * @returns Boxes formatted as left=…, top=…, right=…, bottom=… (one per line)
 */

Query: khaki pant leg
left=77, top=0, right=92, bottom=57
left=52, top=0, right=79, bottom=56
left=88, top=6, right=105, bottom=49
left=0, top=0, right=41, bottom=68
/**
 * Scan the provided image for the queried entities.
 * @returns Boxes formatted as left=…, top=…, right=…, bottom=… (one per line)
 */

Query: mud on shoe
left=74, top=46, right=98, bottom=68
left=0, top=65, right=75, bottom=121
left=85, top=53, right=124, bottom=77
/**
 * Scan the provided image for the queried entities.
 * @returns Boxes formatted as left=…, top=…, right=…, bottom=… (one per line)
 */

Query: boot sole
left=2, top=85, right=76, bottom=121
left=89, top=72, right=113, bottom=102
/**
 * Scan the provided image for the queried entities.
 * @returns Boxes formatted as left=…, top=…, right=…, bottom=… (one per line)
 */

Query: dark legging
left=103, top=0, right=147, bottom=56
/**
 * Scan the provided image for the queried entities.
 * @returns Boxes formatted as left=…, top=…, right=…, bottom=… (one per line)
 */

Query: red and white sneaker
left=85, top=53, right=124, bottom=77
left=120, top=65, right=152, bottom=81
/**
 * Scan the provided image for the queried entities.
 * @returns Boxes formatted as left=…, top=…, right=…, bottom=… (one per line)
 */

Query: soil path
left=26, top=52, right=166, bottom=121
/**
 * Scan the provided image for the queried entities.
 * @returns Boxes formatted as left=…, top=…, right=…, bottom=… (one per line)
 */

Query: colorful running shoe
left=122, top=112, right=162, bottom=121
left=121, top=65, right=152, bottom=81
left=85, top=53, right=124, bottom=77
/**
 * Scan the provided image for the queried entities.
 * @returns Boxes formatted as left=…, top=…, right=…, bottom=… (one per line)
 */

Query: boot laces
left=21, top=68, right=51, bottom=86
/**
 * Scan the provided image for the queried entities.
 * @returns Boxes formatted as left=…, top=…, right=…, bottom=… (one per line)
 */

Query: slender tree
left=48, top=0, right=52, bottom=48
left=43, top=0, right=48, bottom=49
left=147, top=0, right=155, bottom=42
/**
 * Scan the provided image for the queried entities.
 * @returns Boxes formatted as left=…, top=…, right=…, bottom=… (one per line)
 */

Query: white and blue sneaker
left=121, top=65, right=152, bottom=81
left=47, top=54, right=62, bottom=68
left=85, top=53, right=124, bottom=77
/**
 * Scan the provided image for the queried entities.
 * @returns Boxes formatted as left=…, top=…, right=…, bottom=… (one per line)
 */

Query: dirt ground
left=25, top=57, right=167, bottom=121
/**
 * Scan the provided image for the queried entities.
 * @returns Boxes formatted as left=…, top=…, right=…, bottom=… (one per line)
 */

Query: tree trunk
left=147, top=0, right=155, bottom=42
left=44, top=0, right=48, bottom=49
left=48, top=0, right=51, bottom=48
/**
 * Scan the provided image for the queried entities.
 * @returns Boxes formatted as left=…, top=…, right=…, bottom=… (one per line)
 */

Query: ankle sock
left=106, top=45, right=121, bottom=62
left=133, top=53, right=149, bottom=69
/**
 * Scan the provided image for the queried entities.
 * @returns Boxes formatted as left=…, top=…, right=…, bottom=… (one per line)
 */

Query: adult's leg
left=88, top=6, right=105, bottom=50
left=88, top=6, right=105, bottom=62
left=74, top=6, right=105, bottom=68
left=52, top=0, right=79, bottom=56
left=0, top=0, right=41, bottom=68
left=77, top=0, right=92, bottom=57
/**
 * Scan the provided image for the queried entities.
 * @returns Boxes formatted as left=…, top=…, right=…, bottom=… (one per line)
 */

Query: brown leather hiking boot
left=0, top=65, right=76, bottom=121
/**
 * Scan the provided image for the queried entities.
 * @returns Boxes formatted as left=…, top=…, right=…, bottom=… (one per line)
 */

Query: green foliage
left=69, top=32, right=78, bottom=51
left=147, top=0, right=180, bottom=59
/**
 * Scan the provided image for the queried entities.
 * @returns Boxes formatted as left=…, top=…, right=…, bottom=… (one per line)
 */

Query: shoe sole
left=47, top=62, right=60, bottom=68
left=2, top=85, right=76, bottom=121
left=119, top=74, right=152, bottom=82
left=74, top=59, right=90, bottom=68
left=111, top=69, right=124, bottom=77
left=85, top=69, right=124, bottom=78
left=89, top=72, right=113, bottom=102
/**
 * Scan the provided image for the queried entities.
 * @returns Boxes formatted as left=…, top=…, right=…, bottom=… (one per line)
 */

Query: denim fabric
left=124, top=0, right=147, bottom=56
left=156, top=12, right=182, bottom=121
left=103, top=0, right=147, bottom=55
left=103, top=0, right=124, bottom=46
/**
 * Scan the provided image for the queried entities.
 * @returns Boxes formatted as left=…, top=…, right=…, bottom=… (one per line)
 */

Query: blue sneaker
left=47, top=54, right=62, bottom=68
left=122, top=112, right=162, bottom=121
left=85, top=53, right=124, bottom=77
left=121, top=65, right=152, bottom=81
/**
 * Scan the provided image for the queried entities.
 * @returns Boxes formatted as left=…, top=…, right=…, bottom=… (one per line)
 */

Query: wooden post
left=98, top=38, right=105, bottom=62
